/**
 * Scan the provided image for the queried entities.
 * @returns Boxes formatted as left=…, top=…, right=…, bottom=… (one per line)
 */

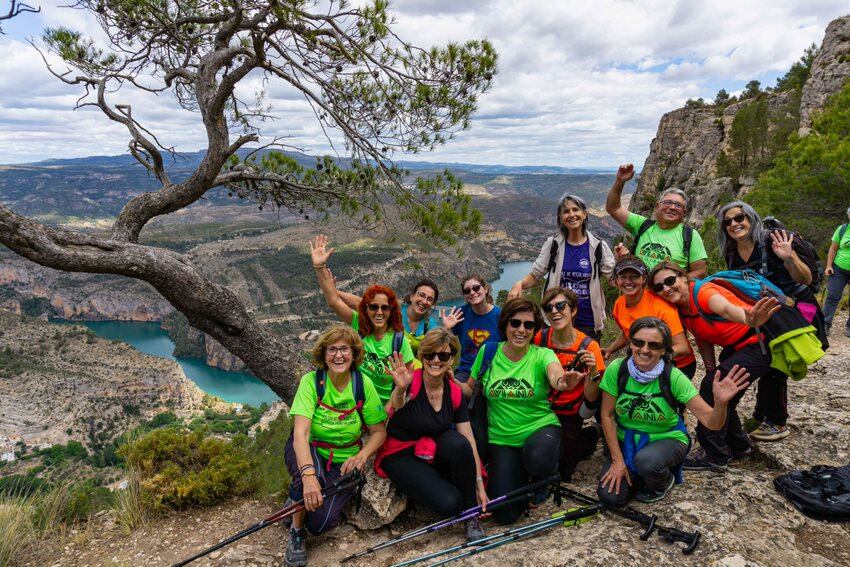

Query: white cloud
left=0, top=0, right=846, bottom=167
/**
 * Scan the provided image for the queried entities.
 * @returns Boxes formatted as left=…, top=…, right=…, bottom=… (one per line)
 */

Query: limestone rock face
left=799, top=15, right=850, bottom=133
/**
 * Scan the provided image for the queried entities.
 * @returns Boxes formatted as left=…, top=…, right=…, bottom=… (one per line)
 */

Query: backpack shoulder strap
left=447, top=379, right=463, bottom=411
left=658, top=363, right=683, bottom=415
left=545, top=237, right=559, bottom=290
left=592, top=241, right=603, bottom=279
left=535, top=328, right=550, bottom=348
left=392, top=330, right=404, bottom=355
left=477, top=343, right=498, bottom=381
left=758, top=238, right=769, bottom=276
left=682, top=225, right=693, bottom=270
left=840, top=223, right=848, bottom=242
left=616, top=357, right=630, bottom=397
left=579, top=335, right=593, bottom=352
left=314, top=369, right=326, bottom=405
left=351, top=369, right=368, bottom=431
left=408, top=371, right=423, bottom=401
left=631, top=218, right=656, bottom=254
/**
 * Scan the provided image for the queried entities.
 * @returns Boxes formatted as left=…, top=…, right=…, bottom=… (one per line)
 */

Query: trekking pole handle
left=639, top=513, right=657, bottom=540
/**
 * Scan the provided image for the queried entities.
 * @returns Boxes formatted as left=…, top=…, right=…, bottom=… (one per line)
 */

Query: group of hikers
left=279, top=164, right=847, bottom=566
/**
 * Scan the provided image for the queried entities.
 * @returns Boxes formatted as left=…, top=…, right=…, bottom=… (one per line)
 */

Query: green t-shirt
left=832, top=224, right=850, bottom=271
left=289, top=371, right=388, bottom=461
left=470, top=342, right=560, bottom=447
left=625, top=212, right=708, bottom=271
left=599, top=358, right=698, bottom=446
left=351, top=312, right=415, bottom=404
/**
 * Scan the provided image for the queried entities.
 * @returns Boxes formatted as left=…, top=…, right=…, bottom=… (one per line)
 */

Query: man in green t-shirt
left=823, top=207, right=850, bottom=336
left=605, top=164, right=708, bottom=278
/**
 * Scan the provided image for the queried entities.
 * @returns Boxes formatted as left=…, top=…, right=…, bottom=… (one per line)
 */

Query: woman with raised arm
left=311, top=234, right=415, bottom=406
left=597, top=317, right=749, bottom=506
left=507, top=194, right=615, bottom=341
left=375, top=328, right=489, bottom=542
left=649, top=261, right=780, bottom=472
left=285, top=325, right=387, bottom=567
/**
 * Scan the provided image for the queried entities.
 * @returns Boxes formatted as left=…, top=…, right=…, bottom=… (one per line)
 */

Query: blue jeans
left=823, top=265, right=850, bottom=330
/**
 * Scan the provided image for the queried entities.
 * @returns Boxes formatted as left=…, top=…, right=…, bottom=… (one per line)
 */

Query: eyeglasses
left=544, top=300, right=569, bottom=313
left=367, top=303, right=392, bottom=313
left=462, top=283, right=483, bottom=295
left=508, top=318, right=536, bottom=331
left=651, top=275, right=679, bottom=293
left=659, top=199, right=685, bottom=210
left=422, top=351, right=452, bottom=362
left=631, top=338, right=665, bottom=351
left=327, top=346, right=352, bottom=357
left=414, top=291, right=436, bottom=304
left=721, top=213, right=747, bottom=227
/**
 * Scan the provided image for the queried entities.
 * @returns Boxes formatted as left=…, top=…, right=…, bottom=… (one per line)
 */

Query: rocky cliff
left=632, top=15, right=850, bottom=226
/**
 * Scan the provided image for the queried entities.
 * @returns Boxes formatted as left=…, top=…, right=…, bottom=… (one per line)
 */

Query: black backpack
left=616, top=356, right=683, bottom=416
left=762, top=217, right=823, bottom=292
left=774, top=463, right=850, bottom=521
left=544, top=237, right=604, bottom=290
left=839, top=223, right=848, bottom=244
left=630, top=219, right=693, bottom=271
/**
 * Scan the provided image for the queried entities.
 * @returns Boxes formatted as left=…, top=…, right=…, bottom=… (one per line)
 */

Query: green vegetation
left=247, top=412, right=293, bottom=497
left=0, top=346, right=46, bottom=377
left=162, top=311, right=205, bottom=358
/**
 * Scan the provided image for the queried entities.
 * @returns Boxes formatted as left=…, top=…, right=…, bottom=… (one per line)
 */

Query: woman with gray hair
left=507, top=193, right=615, bottom=341
left=823, top=206, right=850, bottom=336
left=716, top=201, right=826, bottom=442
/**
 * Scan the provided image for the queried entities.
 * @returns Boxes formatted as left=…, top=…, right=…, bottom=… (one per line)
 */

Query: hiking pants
left=575, top=326, right=602, bottom=342
left=284, top=437, right=354, bottom=535
left=557, top=414, right=599, bottom=482
left=487, top=425, right=561, bottom=525
left=381, top=429, right=477, bottom=517
left=823, top=265, right=850, bottom=331
left=697, top=343, right=774, bottom=463
left=596, top=438, right=688, bottom=507
left=754, top=369, right=788, bottom=426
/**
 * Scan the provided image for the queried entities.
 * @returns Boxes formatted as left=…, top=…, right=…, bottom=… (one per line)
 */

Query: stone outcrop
left=346, top=463, right=408, bottom=530
left=205, top=334, right=247, bottom=372
left=799, top=15, right=850, bottom=132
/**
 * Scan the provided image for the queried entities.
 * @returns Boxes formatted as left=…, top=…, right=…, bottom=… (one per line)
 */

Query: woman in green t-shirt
left=285, top=325, right=387, bottom=566
left=823, top=207, right=850, bottom=337
left=598, top=317, right=749, bottom=506
left=311, top=234, right=415, bottom=406
left=467, top=297, right=578, bottom=525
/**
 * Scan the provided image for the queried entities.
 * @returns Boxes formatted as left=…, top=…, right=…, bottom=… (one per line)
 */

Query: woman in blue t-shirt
left=441, top=272, right=501, bottom=392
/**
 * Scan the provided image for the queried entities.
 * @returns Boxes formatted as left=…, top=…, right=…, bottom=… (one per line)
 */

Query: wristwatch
left=589, top=372, right=602, bottom=383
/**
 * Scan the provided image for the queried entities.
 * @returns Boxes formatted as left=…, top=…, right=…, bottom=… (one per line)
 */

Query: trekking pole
left=172, top=470, right=365, bottom=567
left=340, top=473, right=559, bottom=563
left=551, top=483, right=700, bottom=555
left=391, top=504, right=601, bottom=567
left=423, top=505, right=601, bottom=567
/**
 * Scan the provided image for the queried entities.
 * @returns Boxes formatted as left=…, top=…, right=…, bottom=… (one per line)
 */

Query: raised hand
left=309, top=234, right=335, bottom=267
left=613, top=242, right=629, bottom=260
left=557, top=370, right=584, bottom=391
left=440, top=306, right=465, bottom=330
left=388, top=352, right=413, bottom=391
left=576, top=349, right=597, bottom=375
left=616, top=163, right=635, bottom=183
left=507, top=283, right=524, bottom=300
left=712, top=365, right=750, bottom=405
left=745, top=296, right=781, bottom=327
left=770, top=230, right=795, bottom=260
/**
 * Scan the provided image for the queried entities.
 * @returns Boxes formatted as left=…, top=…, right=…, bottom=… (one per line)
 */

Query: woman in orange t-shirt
left=603, top=256, right=697, bottom=378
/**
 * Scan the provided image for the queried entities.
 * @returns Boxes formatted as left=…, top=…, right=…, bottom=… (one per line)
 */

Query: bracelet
left=302, top=471, right=317, bottom=478
left=298, top=464, right=316, bottom=476
left=313, top=263, right=326, bottom=269
left=590, top=373, right=601, bottom=383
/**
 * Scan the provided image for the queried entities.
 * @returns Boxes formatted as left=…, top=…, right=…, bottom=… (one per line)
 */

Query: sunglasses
left=631, top=338, right=666, bottom=351
left=367, top=303, right=392, bottom=313
left=462, top=283, right=483, bottom=295
left=721, top=213, right=747, bottom=227
left=651, top=275, right=679, bottom=293
left=659, top=199, right=685, bottom=210
left=422, top=351, right=452, bottom=362
left=508, top=318, right=536, bottom=331
left=544, top=300, right=569, bottom=313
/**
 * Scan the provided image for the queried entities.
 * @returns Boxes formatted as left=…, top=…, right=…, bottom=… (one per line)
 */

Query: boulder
left=345, top=463, right=408, bottom=530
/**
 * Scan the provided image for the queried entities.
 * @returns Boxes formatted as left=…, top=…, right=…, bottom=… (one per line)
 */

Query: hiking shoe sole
left=750, top=429, right=790, bottom=441
left=635, top=475, right=675, bottom=503
left=683, top=458, right=728, bottom=472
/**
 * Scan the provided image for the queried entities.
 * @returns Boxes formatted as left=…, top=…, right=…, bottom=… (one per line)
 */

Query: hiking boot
left=285, top=527, right=307, bottom=567
left=743, top=417, right=762, bottom=433
left=529, top=485, right=549, bottom=507
left=730, top=446, right=753, bottom=461
left=465, top=516, right=486, bottom=543
left=683, top=448, right=728, bottom=473
left=750, top=422, right=790, bottom=441
left=579, top=424, right=601, bottom=460
left=635, top=475, right=675, bottom=503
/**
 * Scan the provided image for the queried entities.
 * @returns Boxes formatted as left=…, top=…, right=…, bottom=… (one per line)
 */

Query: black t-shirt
left=727, top=237, right=815, bottom=302
left=387, top=380, right=469, bottom=442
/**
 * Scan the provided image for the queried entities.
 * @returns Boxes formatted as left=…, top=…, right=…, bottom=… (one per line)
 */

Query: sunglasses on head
left=721, top=213, right=747, bottom=227
left=367, top=303, right=391, bottom=313
left=508, top=318, right=536, bottom=331
left=462, top=283, right=483, bottom=295
left=651, top=275, right=679, bottom=293
left=422, top=351, right=452, bottom=362
left=544, top=300, right=569, bottom=313
left=631, top=338, right=666, bottom=351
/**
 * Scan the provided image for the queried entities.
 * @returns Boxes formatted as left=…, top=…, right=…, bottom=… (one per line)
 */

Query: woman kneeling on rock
left=598, top=317, right=749, bottom=505
left=375, top=328, right=489, bottom=542
left=285, top=325, right=388, bottom=567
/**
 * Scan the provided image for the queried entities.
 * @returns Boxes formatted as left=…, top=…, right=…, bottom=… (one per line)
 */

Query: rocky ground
left=26, top=313, right=850, bottom=566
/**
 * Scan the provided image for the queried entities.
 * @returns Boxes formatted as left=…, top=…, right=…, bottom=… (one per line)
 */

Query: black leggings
left=557, top=414, right=599, bottom=482
left=487, top=425, right=561, bottom=525
left=382, top=430, right=477, bottom=517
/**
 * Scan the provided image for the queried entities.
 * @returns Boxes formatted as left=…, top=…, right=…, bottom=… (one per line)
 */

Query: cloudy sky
left=0, top=0, right=846, bottom=167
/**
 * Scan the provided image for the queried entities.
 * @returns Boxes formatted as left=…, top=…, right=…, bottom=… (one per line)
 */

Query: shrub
left=120, top=428, right=257, bottom=510
left=248, top=411, right=293, bottom=497
left=113, top=467, right=146, bottom=535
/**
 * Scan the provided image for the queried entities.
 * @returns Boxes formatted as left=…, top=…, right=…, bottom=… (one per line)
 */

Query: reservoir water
left=58, top=261, right=532, bottom=406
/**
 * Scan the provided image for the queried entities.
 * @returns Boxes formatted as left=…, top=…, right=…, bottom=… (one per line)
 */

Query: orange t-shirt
left=680, top=282, right=757, bottom=348
left=533, top=329, right=605, bottom=416
left=612, top=291, right=696, bottom=368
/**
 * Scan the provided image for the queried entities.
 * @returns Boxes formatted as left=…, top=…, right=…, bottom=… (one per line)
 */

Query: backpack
left=691, top=269, right=789, bottom=323
left=544, top=237, right=604, bottom=290
left=631, top=219, right=693, bottom=271
left=534, top=329, right=593, bottom=415
left=314, top=368, right=368, bottom=435
left=468, top=343, right=499, bottom=463
left=616, top=356, right=683, bottom=416
left=774, top=463, right=850, bottom=521
left=762, top=217, right=823, bottom=292
left=407, top=371, right=463, bottom=412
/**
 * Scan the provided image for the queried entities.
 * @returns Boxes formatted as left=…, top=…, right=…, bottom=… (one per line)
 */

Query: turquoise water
left=54, top=320, right=280, bottom=407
